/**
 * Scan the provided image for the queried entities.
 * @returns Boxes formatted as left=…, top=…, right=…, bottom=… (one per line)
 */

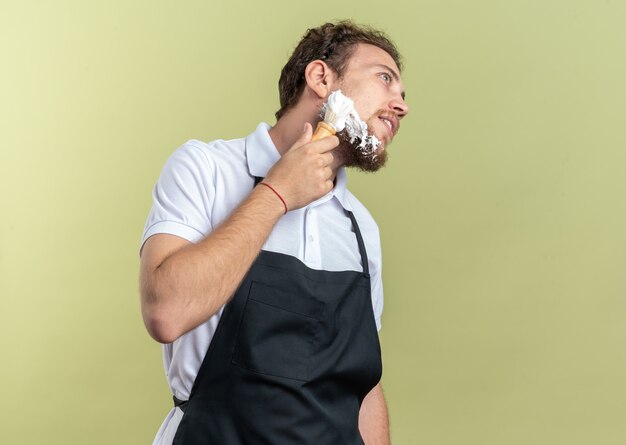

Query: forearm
left=141, top=185, right=284, bottom=343
left=141, top=125, right=339, bottom=343
left=359, top=383, right=390, bottom=445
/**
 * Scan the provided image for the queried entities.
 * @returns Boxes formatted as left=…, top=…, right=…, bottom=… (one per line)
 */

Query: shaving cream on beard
left=320, top=90, right=381, bottom=160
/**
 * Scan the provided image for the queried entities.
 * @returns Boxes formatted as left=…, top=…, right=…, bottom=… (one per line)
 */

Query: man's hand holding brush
left=262, top=122, right=339, bottom=212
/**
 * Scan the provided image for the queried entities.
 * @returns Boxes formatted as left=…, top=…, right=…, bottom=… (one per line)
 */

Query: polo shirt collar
left=245, top=122, right=352, bottom=211
left=333, top=166, right=351, bottom=210
left=245, top=122, right=280, bottom=179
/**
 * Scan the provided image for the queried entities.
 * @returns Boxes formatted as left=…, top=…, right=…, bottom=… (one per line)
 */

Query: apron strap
left=253, top=176, right=369, bottom=277
left=344, top=210, right=370, bottom=277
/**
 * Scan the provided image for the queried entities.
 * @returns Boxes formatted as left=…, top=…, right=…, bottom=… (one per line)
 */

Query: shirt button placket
left=308, top=208, right=321, bottom=269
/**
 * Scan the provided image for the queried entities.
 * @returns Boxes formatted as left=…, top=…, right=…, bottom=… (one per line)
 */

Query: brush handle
left=312, top=121, right=336, bottom=141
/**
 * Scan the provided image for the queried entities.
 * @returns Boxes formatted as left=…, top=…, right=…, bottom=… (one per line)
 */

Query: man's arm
left=140, top=125, right=338, bottom=343
left=359, top=383, right=390, bottom=445
left=140, top=185, right=284, bottom=343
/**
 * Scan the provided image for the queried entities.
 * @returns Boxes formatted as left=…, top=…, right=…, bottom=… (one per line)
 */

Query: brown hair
left=275, top=20, right=403, bottom=120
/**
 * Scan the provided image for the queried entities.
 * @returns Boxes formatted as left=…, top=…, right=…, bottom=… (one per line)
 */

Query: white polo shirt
left=141, top=122, right=384, bottom=445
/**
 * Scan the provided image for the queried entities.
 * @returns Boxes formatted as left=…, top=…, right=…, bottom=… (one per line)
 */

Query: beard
left=336, top=135, right=388, bottom=172
left=335, top=110, right=392, bottom=172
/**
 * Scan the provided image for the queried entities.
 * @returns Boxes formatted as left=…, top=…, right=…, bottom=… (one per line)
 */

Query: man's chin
left=339, top=141, right=388, bottom=172
left=335, top=131, right=389, bottom=172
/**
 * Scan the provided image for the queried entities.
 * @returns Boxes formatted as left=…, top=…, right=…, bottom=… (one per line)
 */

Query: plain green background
left=1, top=1, right=625, bottom=444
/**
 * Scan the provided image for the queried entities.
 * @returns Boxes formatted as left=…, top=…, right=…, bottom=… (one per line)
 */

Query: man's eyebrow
left=374, top=64, right=406, bottom=100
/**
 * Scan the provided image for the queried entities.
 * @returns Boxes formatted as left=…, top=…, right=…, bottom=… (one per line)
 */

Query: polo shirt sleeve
left=141, top=142, right=215, bottom=253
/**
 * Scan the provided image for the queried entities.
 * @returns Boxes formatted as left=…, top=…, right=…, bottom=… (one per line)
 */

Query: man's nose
left=390, top=97, right=409, bottom=118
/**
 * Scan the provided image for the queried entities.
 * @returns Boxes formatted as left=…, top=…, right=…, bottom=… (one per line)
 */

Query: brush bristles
left=321, top=90, right=355, bottom=132
left=322, top=110, right=340, bottom=129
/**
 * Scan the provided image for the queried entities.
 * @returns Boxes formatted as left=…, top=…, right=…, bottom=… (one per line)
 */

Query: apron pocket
left=231, top=280, right=323, bottom=382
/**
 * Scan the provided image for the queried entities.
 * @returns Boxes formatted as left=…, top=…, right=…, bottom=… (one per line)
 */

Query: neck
left=268, top=111, right=310, bottom=156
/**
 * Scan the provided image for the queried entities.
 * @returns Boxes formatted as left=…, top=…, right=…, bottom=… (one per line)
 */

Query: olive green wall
left=1, top=1, right=625, bottom=444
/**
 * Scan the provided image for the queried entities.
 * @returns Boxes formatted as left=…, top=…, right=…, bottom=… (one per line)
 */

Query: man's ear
left=304, top=60, right=338, bottom=99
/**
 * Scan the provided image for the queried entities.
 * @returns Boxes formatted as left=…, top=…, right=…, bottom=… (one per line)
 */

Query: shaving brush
left=312, top=90, right=355, bottom=141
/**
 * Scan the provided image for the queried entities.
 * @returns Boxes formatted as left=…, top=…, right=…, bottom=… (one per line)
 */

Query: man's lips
left=378, top=114, right=399, bottom=139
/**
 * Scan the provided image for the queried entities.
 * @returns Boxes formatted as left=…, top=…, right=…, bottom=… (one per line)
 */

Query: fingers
left=313, top=135, right=340, bottom=153
left=320, top=152, right=334, bottom=167
left=322, top=166, right=333, bottom=181
left=288, top=124, right=339, bottom=154
left=324, top=179, right=334, bottom=194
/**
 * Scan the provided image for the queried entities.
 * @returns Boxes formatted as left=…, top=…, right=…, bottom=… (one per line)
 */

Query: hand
left=264, top=123, right=339, bottom=211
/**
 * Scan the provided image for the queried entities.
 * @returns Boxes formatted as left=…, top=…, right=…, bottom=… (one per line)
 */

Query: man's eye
left=380, top=73, right=391, bottom=83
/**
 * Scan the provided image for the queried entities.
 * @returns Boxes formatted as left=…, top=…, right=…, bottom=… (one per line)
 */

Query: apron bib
left=172, top=185, right=381, bottom=444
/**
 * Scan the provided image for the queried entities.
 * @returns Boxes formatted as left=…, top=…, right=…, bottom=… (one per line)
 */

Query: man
left=140, top=20, right=408, bottom=445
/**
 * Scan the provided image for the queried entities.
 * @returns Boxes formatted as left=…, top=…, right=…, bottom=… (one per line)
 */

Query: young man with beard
left=140, top=20, right=409, bottom=445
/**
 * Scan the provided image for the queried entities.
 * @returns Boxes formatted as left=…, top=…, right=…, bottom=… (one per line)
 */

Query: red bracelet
left=259, top=182, right=288, bottom=214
